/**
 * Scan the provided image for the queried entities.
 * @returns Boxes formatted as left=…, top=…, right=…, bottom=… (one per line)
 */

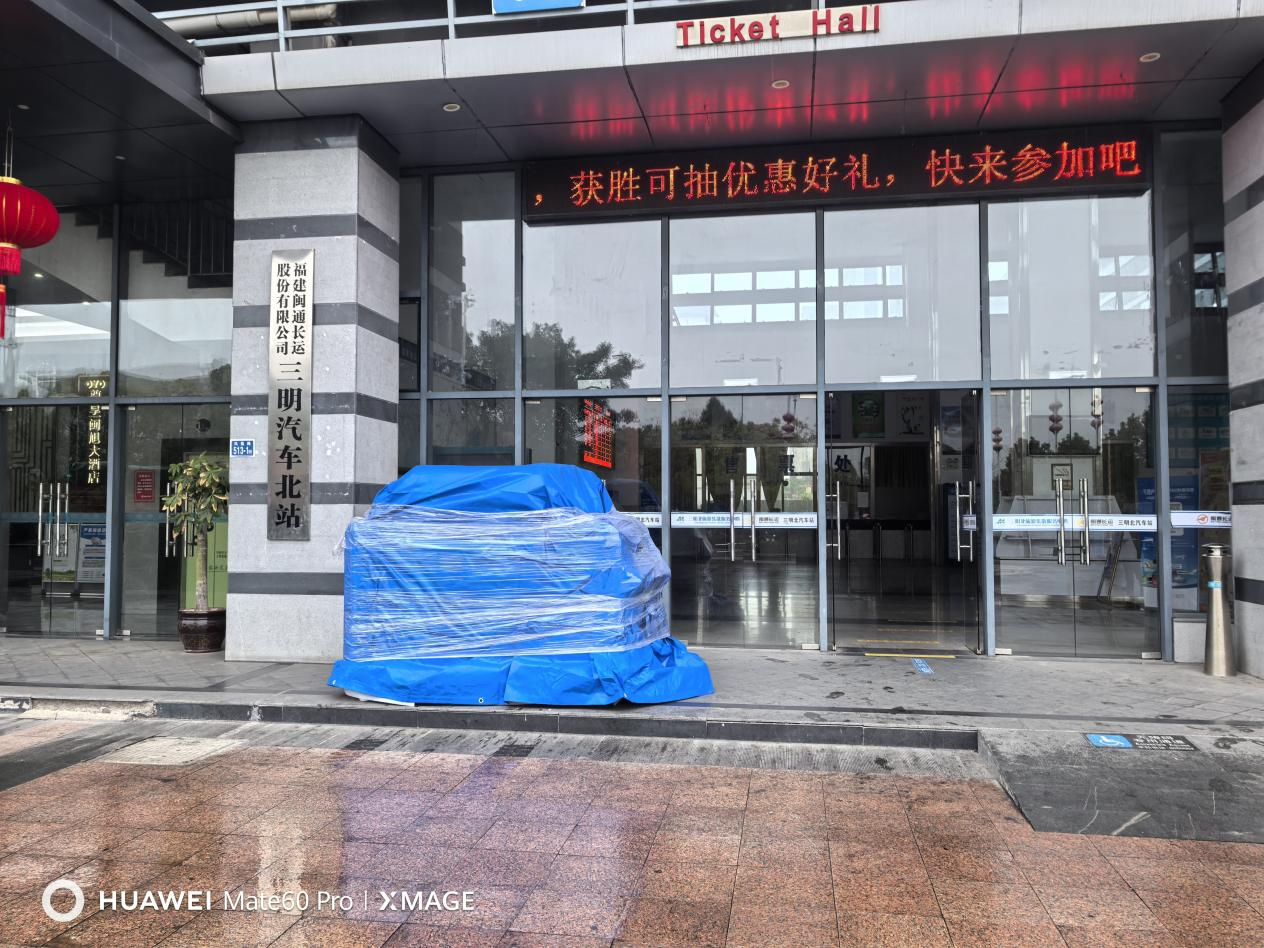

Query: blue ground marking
left=911, top=659, right=934, bottom=675
left=1086, top=733, right=1133, bottom=748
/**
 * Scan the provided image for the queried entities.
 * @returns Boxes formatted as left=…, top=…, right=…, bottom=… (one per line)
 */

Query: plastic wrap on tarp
left=329, top=637, right=713, bottom=706
left=342, top=505, right=669, bottom=659
left=330, top=464, right=713, bottom=706
left=373, top=463, right=614, bottom=514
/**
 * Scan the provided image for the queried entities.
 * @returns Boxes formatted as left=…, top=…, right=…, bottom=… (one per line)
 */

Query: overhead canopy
left=199, top=0, right=1264, bottom=164
left=2, top=0, right=238, bottom=206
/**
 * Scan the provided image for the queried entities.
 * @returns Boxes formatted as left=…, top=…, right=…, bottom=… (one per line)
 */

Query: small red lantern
left=0, top=121, right=61, bottom=338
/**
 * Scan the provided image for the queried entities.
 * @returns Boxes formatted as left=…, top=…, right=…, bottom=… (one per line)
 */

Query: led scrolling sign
left=523, top=128, right=1149, bottom=221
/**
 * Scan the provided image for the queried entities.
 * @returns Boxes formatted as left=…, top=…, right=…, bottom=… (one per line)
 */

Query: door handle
left=748, top=475, right=756, bottom=563
left=52, top=483, right=63, bottom=558
left=835, top=491, right=842, bottom=562
left=162, top=482, right=173, bottom=558
left=1055, top=479, right=1066, bottom=566
left=965, top=481, right=976, bottom=564
left=58, top=482, right=69, bottom=558
left=36, top=482, right=47, bottom=556
left=953, top=481, right=962, bottom=561
left=1080, top=477, right=1091, bottom=566
left=728, top=478, right=736, bottom=563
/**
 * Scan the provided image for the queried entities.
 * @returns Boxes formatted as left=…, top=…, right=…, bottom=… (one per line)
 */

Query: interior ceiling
left=203, top=11, right=1264, bottom=166
left=1, top=0, right=238, bottom=207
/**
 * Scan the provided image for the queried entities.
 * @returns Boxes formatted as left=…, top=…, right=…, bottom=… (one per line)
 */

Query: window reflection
left=988, top=196, right=1155, bottom=380
left=1, top=209, right=112, bottom=398
left=428, top=398, right=513, bottom=465
left=523, top=221, right=660, bottom=390
left=118, top=202, right=232, bottom=396
left=1159, top=132, right=1227, bottom=377
left=825, top=204, right=980, bottom=383
left=429, top=174, right=515, bottom=392
left=524, top=397, right=662, bottom=518
left=670, top=214, right=816, bottom=387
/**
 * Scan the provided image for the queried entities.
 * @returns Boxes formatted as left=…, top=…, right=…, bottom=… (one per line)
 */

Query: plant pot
left=178, top=608, right=226, bottom=653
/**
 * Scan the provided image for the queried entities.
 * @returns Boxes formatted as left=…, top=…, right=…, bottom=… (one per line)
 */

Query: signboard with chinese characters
left=267, top=249, right=314, bottom=541
left=581, top=399, right=614, bottom=469
left=676, top=4, right=879, bottom=47
left=524, top=127, right=1149, bottom=220
left=78, top=374, right=108, bottom=486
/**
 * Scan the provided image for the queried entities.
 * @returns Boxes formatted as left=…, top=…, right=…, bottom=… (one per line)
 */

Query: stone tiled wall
left=226, top=117, right=400, bottom=663
left=1224, top=66, right=1264, bottom=678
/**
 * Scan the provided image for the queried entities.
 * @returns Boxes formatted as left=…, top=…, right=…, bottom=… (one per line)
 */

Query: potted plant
left=164, top=453, right=229, bottom=652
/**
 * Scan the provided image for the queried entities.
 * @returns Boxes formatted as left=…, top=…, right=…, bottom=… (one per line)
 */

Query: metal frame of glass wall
left=398, top=122, right=1230, bottom=661
left=0, top=202, right=232, bottom=640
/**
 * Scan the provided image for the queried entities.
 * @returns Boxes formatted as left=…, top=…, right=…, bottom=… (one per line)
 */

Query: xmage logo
left=41, top=880, right=85, bottom=923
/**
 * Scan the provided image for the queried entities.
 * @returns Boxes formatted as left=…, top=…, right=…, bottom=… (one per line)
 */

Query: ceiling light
left=442, top=103, right=461, bottom=113
left=1139, top=52, right=1161, bottom=63
left=771, top=79, right=791, bottom=90
left=33, top=272, right=44, bottom=279
left=114, top=154, right=126, bottom=160
left=16, top=104, right=29, bottom=111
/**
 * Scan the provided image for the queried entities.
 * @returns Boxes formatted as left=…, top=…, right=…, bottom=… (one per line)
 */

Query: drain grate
left=97, top=737, right=242, bottom=766
left=492, top=741, right=538, bottom=758
left=342, top=736, right=391, bottom=752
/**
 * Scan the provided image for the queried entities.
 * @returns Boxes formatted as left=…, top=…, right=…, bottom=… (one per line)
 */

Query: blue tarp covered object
left=329, top=464, right=713, bottom=706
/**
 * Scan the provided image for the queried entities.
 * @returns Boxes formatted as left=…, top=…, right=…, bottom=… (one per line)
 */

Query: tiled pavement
left=1, top=717, right=1263, bottom=947
left=3, top=636, right=1264, bottom=735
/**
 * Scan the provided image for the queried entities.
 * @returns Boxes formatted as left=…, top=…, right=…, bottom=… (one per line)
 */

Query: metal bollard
left=1203, top=544, right=1236, bottom=677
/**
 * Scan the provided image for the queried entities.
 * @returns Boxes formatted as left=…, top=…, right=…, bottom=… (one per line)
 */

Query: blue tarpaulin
left=329, top=464, right=713, bottom=706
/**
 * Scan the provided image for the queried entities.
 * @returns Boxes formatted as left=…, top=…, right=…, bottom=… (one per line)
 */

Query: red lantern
left=0, top=177, right=59, bottom=276
left=0, top=120, right=62, bottom=338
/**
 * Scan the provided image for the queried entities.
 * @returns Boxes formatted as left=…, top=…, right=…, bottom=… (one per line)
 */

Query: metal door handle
left=59, top=483, right=69, bottom=557
left=825, top=491, right=843, bottom=562
left=965, top=481, right=975, bottom=564
left=163, top=483, right=173, bottom=558
left=953, top=481, right=963, bottom=561
left=749, top=475, right=756, bottom=562
left=36, top=482, right=47, bottom=555
left=1055, top=480, right=1066, bottom=566
left=52, top=483, right=62, bottom=558
left=184, top=497, right=193, bottom=558
left=728, top=478, right=736, bottom=563
left=1080, top=477, right=1091, bottom=566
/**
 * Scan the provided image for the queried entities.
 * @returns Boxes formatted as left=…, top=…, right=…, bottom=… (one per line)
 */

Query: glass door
left=1, top=405, right=109, bottom=637
left=824, top=390, right=982, bottom=654
left=119, top=404, right=229, bottom=639
left=992, top=387, right=1160, bottom=656
left=669, top=394, right=819, bottom=648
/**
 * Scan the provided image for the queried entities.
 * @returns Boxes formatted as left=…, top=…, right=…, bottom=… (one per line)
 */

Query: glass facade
left=1, top=209, right=113, bottom=398
left=0, top=125, right=1229, bottom=656
left=0, top=201, right=231, bottom=641
left=669, top=213, right=816, bottom=388
left=988, top=195, right=1155, bottom=380
left=524, top=221, right=661, bottom=391
left=118, top=203, right=233, bottom=396
left=825, top=204, right=981, bottom=383
left=401, top=126, right=1232, bottom=658
left=428, top=173, right=516, bottom=392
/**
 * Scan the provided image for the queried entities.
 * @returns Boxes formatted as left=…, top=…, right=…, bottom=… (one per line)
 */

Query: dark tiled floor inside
left=0, top=720, right=1262, bottom=946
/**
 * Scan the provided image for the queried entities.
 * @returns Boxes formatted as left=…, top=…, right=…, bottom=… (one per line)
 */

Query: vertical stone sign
left=267, top=249, right=314, bottom=541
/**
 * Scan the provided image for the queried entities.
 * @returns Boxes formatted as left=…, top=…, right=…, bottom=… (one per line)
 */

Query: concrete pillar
left=226, top=117, right=399, bottom=662
left=1224, top=67, right=1264, bottom=678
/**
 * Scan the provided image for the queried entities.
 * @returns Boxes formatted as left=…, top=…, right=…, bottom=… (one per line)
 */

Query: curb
left=6, top=693, right=979, bottom=751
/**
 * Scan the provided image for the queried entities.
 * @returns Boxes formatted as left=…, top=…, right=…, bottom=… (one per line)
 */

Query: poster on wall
left=852, top=393, right=884, bottom=439
left=895, top=392, right=927, bottom=437
left=267, top=249, right=314, bottom=541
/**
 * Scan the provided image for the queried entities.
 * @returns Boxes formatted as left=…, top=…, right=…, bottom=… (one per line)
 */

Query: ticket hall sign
left=676, top=3, right=879, bottom=47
